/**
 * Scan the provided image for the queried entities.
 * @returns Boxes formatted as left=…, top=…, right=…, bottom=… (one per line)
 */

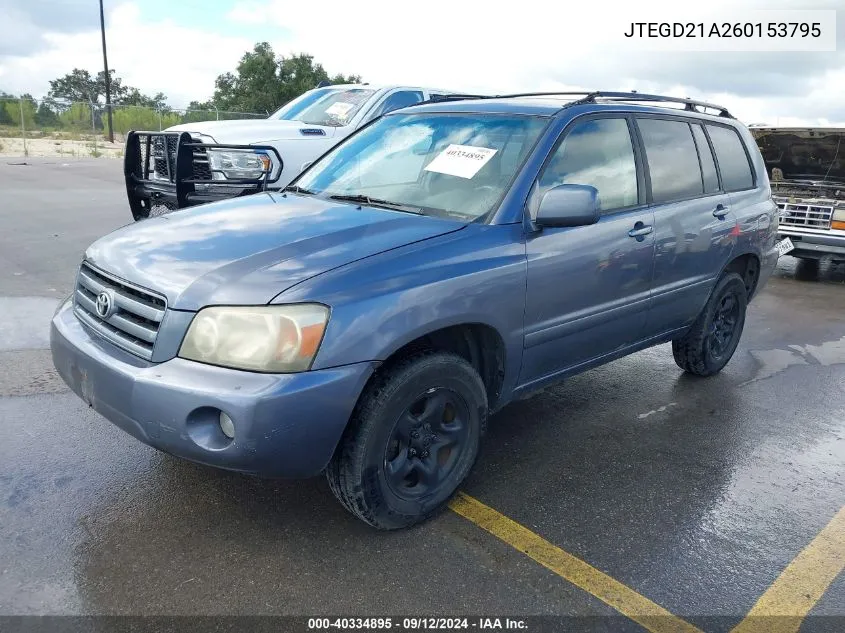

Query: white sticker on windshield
left=423, top=144, right=498, bottom=179
left=325, top=101, right=355, bottom=117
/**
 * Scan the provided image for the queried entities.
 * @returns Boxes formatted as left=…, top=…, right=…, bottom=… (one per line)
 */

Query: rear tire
left=672, top=272, right=747, bottom=377
left=326, top=352, right=487, bottom=530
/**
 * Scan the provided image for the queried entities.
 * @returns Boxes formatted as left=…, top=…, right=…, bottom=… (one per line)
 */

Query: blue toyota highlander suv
left=51, top=92, right=782, bottom=529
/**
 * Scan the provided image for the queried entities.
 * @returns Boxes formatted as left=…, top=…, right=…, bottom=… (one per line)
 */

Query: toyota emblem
left=95, top=290, right=115, bottom=319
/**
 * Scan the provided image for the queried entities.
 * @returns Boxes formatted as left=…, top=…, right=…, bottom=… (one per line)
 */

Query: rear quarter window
left=706, top=124, right=755, bottom=191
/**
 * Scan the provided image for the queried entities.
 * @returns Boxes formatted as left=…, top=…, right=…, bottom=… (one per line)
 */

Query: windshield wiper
left=283, top=185, right=316, bottom=195
left=328, top=194, right=422, bottom=214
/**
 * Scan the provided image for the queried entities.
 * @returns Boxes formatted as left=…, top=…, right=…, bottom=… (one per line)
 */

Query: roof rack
left=426, top=93, right=492, bottom=103
left=419, top=90, right=734, bottom=119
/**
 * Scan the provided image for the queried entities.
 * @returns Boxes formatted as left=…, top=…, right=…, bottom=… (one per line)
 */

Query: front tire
left=326, top=352, right=487, bottom=530
left=672, top=272, right=747, bottom=377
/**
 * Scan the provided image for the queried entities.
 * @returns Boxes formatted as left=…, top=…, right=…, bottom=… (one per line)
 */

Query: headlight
left=833, top=207, right=845, bottom=231
left=179, top=304, right=329, bottom=373
left=207, top=148, right=278, bottom=180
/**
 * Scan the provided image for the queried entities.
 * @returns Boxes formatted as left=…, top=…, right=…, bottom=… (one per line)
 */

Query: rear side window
left=706, top=124, right=754, bottom=191
left=691, top=124, right=720, bottom=193
left=637, top=118, right=703, bottom=203
left=539, top=118, right=638, bottom=212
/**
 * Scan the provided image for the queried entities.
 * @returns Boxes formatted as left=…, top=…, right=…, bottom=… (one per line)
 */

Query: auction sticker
left=424, top=144, right=498, bottom=179
left=326, top=102, right=355, bottom=117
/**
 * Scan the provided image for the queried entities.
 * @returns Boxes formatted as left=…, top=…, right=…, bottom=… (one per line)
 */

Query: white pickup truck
left=124, top=84, right=456, bottom=219
left=751, top=126, right=845, bottom=263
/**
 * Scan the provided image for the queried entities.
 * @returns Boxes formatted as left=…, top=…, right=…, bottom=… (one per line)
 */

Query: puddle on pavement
left=744, top=336, right=845, bottom=385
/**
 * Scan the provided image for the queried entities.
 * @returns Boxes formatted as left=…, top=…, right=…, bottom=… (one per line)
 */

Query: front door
left=520, top=116, right=655, bottom=386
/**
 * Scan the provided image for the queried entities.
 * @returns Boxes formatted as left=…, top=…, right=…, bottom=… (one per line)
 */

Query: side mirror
left=535, top=184, right=600, bottom=228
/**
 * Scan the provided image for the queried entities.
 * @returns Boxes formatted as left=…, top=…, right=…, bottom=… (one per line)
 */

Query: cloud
left=0, top=2, right=254, bottom=108
left=0, top=0, right=96, bottom=56
left=0, top=0, right=843, bottom=124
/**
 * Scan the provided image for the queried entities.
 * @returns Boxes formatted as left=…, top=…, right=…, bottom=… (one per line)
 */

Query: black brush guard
left=124, top=131, right=283, bottom=221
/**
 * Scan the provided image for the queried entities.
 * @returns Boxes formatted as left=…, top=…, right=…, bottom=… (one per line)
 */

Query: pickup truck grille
left=774, top=199, right=834, bottom=230
left=137, top=133, right=211, bottom=183
left=151, top=135, right=178, bottom=180
left=191, top=145, right=212, bottom=180
left=73, top=262, right=166, bottom=361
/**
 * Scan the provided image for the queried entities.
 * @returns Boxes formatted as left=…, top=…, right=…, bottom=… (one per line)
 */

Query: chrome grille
left=774, top=198, right=834, bottom=230
left=73, top=262, right=166, bottom=360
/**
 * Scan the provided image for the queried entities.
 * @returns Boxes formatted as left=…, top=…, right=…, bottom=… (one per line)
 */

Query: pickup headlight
left=207, top=148, right=279, bottom=181
left=179, top=304, right=329, bottom=373
left=833, top=207, right=845, bottom=231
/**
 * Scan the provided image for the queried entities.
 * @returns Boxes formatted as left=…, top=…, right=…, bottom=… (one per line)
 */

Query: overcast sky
left=0, top=0, right=842, bottom=125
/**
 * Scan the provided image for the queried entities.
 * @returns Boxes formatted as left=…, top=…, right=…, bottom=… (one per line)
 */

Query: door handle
left=713, top=203, right=729, bottom=219
left=628, top=224, right=653, bottom=238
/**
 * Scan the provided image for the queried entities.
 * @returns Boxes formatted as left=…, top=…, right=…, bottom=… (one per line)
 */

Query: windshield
left=293, top=112, right=549, bottom=220
left=269, top=87, right=376, bottom=127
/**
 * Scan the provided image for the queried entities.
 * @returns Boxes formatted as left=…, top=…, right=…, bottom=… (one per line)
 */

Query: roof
left=318, top=83, right=459, bottom=94
left=402, top=95, right=737, bottom=123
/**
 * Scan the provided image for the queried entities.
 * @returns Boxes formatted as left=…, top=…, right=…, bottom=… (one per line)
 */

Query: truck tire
left=326, top=351, right=487, bottom=530
left=672, top=272, right=747, bottom=377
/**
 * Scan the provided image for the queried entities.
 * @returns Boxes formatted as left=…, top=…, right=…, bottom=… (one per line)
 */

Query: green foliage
left=3, top=99, right=36, bottom=128
left=212, top=43, right=361, bottom=113
left=112, top=107, right=181, bottom=135
left=59, top=102, right=93, bottom=130
left=11, top=45, right=361, bottom=139
left=35, top=100, right=61, bottom=127
left=48, top=68, right=133, bottom=105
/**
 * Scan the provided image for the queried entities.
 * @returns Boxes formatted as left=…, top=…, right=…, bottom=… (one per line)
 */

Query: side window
left=706, top=124, right=755, bottom=191
left=538, top=118, right=638, bottom=212
left=637, top=118, right=703, bottom=203
left=691, top=124, right=720, bottom=193
left=374, top=91, right=424, bottom=118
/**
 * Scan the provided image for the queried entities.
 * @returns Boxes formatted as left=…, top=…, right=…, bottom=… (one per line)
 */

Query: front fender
left=277, top=223, right=528, bottom=402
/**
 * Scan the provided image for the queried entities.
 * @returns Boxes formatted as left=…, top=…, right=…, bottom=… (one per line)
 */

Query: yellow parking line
left=448, top=492, right=705, bottom=633
left=730, top=505, right=845, bottom=633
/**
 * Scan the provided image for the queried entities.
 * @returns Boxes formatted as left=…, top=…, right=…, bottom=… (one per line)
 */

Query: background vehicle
left=751, top=126, right=845, bottom=262
left=53, top=92, right=781, bottom=529
left=123, top=84, right=456, bottom=220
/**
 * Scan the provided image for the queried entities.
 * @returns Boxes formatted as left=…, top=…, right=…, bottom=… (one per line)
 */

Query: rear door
left=520, top=115, right=655, bottom=385
left=635, top=116, right=736, bottom=335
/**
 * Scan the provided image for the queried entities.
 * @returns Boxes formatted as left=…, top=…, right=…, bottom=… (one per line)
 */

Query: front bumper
left=777, top=229, right=845, bottom=260
left=50, top=300, right=376, bottom=478
left=124, top=131, right=283, bottom=218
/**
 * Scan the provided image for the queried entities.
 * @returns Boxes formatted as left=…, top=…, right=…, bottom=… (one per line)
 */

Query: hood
left=84, top=194, right=465, bottom=310
left=164, top=118, right=340, bottom=143
left=751, top=127, right=845, bottom=185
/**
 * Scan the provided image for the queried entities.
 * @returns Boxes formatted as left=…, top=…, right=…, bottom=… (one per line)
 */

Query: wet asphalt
left=1, top=158, right=843, bottom=628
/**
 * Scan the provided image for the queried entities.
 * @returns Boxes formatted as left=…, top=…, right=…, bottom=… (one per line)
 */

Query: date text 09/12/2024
left=624, top=22, right=822, bottom=38
left=307, top=618, right=528, bottom=630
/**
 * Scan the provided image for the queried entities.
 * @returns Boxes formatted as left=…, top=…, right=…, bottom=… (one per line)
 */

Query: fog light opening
left=219, top=411, right=235, bottom=439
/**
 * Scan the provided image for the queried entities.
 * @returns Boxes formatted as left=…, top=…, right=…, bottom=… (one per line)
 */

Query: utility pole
left=99, top=0, right=114, bottom=143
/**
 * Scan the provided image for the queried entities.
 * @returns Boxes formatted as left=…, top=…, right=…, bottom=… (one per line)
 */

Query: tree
left=59, top=102, right=93, bottom=130
left=48, top=68, right=161, bottom=107
left=35, top=98, right=61, bottom=128
left=0, top=91, right=16, bottom=125
left=122, top=88, right=169, bottom=111
left=48, top=69, right=99, bottom=103
left=212, top=43, right=361, bottom=113
left=3, top=96, right=36, bottom=129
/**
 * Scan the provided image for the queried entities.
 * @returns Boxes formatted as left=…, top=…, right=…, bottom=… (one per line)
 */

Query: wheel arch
left=370, top=321, right=508, bottom=413
left=721, top=250, right=762, bottom=300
